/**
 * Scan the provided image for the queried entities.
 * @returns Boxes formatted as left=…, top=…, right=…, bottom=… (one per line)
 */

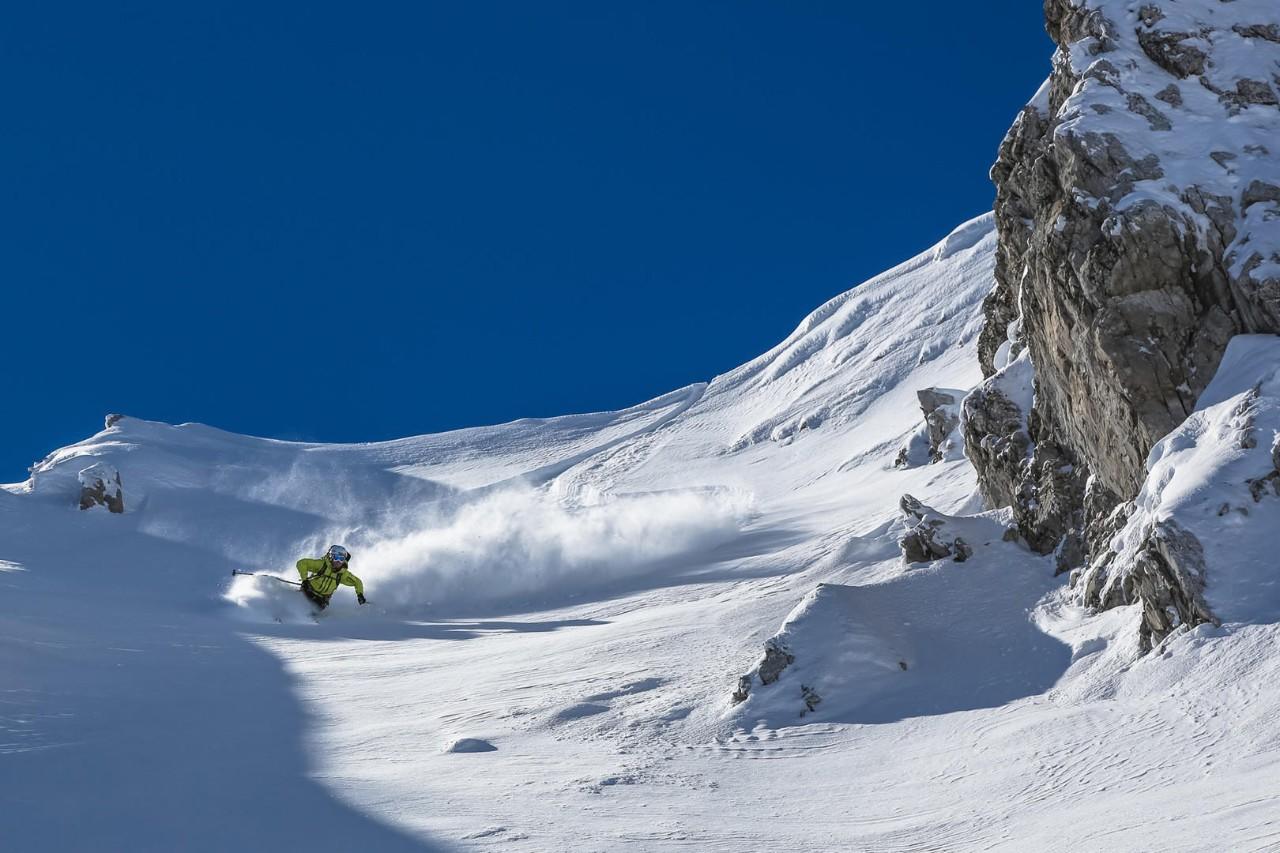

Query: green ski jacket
left=296, top=556, right=365, bottom=598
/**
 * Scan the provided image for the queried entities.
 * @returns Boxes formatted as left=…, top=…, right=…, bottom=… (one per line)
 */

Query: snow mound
left=731, top=510, right=1071, bottom=728
left=444, top=738, right=497, bottom=754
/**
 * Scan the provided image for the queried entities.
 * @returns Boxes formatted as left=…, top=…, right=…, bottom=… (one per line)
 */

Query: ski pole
left=232, top=569, right=302, bottom=587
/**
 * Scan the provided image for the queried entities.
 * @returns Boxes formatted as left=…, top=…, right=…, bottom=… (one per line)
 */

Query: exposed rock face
left=1054, top=477, right=1124, bottom=575
left=960, top=350, right=1088, bottom=553
left=78, top=463, right=124, bottom=513
left=900, top=523, right=953, bottom=563
left=968, top=0, right=1280, bottom=588
left=757, top=639, right=794, bottom=685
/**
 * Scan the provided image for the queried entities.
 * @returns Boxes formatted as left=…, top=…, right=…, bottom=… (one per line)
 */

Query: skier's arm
left=296, top=558, right=322, bottom=582
left=341, top=571, right=365, bottom=596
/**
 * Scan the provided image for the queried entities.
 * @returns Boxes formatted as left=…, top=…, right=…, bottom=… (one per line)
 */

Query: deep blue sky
left=2, top=2, right=1052, bottom=480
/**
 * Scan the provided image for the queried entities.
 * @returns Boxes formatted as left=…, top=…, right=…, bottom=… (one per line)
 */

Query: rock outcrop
left=897, top=494, right=973, bottom=564
left=1076, top=518, right=1217, bottom=652
left=896, top=388, right=965, bottom=468
left=730, top=638, right=795, bottom=704
left=1067, top=335, right=1280, bottom=649
left=78, top=463, right=124, bottom=513
left=917, top=388, right=963, bottom=464
left=967, top=0, right=1280, bottom=597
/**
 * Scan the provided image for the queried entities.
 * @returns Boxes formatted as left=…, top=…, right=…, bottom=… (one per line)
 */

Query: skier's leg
left=301, top=581, right=329, bottom=610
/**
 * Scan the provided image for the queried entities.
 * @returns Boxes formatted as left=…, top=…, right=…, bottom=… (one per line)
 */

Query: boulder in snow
left=897, top=494, right=972, bottom=564
left=730, top=638, right=795, bottom=704
left=78, top=463, right=124, bottom=513
left=896, top=388, right=965, bottom=467
left=917, top=388, right=963, bottom=464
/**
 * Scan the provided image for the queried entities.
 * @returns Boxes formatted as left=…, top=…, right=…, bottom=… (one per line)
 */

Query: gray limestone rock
left=1136, top=28, right=1208, bottom=79
left=896, top=388, right=965, bottom=468
left=900, top=523, right=953, bottom=563
left=1076, top=518, right=1217, bottom=652
left=917, top=388, right=962, bottom=464
left=960, top=382, right=1030, bottom=511
left=975, top=0, right=1280, bottom=548
left=1126, top=93, right=1172, bottom=131
left=897, top=494, right=976, bottom=565
left=967, top=0, right=1280, bottom=652
left=1154, top=84, right=1182, bottom=107
left=1233, top=23, right=1280, bottom=45
left=1234, top=79, right=1279, bottom=107
left=758, top=639, right=795, bottom=686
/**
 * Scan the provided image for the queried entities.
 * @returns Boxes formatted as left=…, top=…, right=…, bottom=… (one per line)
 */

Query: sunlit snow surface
left=4, top=213, right=1280, bottom=851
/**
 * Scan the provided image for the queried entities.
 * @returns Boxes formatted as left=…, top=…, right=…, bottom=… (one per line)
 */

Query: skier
left=297, top=545, right=367, bottom=610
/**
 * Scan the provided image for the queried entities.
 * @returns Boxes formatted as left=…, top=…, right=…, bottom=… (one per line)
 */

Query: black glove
left=357, top=593, right=367, bottom=605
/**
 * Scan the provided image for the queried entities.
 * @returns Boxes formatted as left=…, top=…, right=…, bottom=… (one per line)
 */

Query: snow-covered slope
left=6, top=211, right=1280, bottom=851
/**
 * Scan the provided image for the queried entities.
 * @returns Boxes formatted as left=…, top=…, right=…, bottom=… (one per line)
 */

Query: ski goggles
left=327, top=546, right=351, bottom=564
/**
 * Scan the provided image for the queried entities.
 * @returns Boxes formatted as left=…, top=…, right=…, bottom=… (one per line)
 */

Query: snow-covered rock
left=730, top=638, right=795, bottom=704
left=962, top=349, right=1034, bottom=512
left=895, top=388, right=965, bottom=468
left=970, top=0, right=1280, bottom=575
left=77, top=462, right=124, bottom=513
left=896, top=494, right=974, bottom=564
left=1075, top=335, right=1280, bottom=649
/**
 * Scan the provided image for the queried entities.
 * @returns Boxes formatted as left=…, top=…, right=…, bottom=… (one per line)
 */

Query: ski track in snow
left=5, top=213, right=1280, bottom=851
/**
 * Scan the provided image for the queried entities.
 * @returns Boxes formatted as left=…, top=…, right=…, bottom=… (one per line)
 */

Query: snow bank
left=730, top=503, right=1070, bottom=727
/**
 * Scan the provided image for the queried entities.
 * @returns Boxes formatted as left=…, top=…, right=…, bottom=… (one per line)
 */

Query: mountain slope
left=5, top=188, right=1280, bottom=853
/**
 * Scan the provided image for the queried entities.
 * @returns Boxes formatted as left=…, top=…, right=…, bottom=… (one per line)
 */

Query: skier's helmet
left=327, top=545, right=352, bottom=565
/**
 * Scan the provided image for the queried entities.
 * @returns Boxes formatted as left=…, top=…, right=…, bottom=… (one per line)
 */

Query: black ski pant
left=302, top=581, right=331, bottom=610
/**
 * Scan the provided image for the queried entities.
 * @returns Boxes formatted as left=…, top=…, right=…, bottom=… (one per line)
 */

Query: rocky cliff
left=965, top=0, right=1280, bottom=643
